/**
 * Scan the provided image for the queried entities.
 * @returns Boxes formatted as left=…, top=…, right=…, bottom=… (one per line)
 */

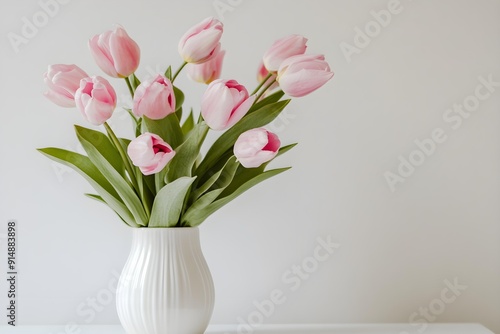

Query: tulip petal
left=128, top=135, right=155, bottom=166
left=225, top=95, right=256, bottom=129
left=74, top=76, right=116, bottom=125
left=128, top=133, right=176, bottom=175
left=234, top=128, right=280, bottom=168
left=178, top=17, right=223, bottom=64
left=182, top=28, right=222, bottom=63
left=133, top=74, right=175, bottom=119
left=89, top=27, right=140, bottom=78
left=109, top=27, right=140, bottom=77
left=89, top=34, right=118, bottom=77
left=43, top=90, right=75, bottom=108
left=280, top=69, right=334, bottom=97
left=263, top=34, right=308, bottom=72
left=239, top=150, right=277, bottom=168
left=43, top=64, right=89, bottom=108
left=202, top=86, right=236, bottom=130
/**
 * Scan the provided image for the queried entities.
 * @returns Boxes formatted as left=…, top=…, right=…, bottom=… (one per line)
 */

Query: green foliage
left=195, top=99, right=290, bottom=182
left=143, top=113, right=184, bottom=149
left=166, top=122, right=208, bottom=183
left=148, top=176, right=197, bottom=227
left=38, top=148, right=138, bottom=227
left=39, top=71, right=297, bottom=228
left=75, top=126, right=149, bottom=226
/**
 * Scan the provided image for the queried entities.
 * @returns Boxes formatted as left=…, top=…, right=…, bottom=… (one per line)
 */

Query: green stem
left=124, top=77, right=135, bottom=97
left=103, top=122, right=139, bottom=193
left=251, top=72, right=272, bottom=95
left=155, top=173, right=163, bottom=194
left=135, top=169, right=151, bottom=219
left=172, top=62, right=188, bottom=83
left=125, top=108, right=139, bottom=125
left=253, top=78, right=277, bottom=105
left=123, top=77, right=141, bottom=133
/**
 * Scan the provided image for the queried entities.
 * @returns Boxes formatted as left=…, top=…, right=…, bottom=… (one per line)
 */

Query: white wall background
left=1, top=0, right=499, bottom=332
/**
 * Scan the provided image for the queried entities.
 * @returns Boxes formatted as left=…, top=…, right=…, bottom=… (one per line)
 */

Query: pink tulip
left=257, top=62, right=278, bottom=91
left=133, top=74, right=176, bottom=120
left=178, top=17, right=223, bottom=64
left=277, top=54, right=334, bottom=97
left=74, top=76, right=117, bottom=126
left=127, top=133, right=176, bottom=175
left=263, top=34, right=308, bottom=72
left=201, top=79, right=256, bottom=131
left=89, top=26, right=140, bottom=78
left=187, top=49, right=225, bottom=84
left=43, top=64, right=89, bottom=107
left=234, top=128, right=281, bottom=168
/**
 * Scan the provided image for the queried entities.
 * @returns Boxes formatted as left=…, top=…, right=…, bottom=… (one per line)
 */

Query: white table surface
left=0, top=324, right=494, bottom=334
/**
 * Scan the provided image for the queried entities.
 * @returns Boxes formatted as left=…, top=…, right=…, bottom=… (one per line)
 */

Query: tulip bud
left=201, top=79, right=256, bottom=131
left=187, top=50, right=225, bottom=84
left=43, top=64, right=89, bottom=107
left=263, top=34, right=308, bottom=72
left=74, top=76, right=117, bottom=126
left=133, top=74, right=176, bottom=120
left=234, top=128, right=281, bottom=168
left=277, top=54, right=334, bottom=97
left=178, top=17, right=223, bottom=64
left=127, top=133, right=176, bottom=175
left=89, top=26, right=140, bottom=78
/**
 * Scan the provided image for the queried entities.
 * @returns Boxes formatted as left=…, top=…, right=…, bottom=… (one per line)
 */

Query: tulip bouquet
left=39, top=18, right=333, bottom=228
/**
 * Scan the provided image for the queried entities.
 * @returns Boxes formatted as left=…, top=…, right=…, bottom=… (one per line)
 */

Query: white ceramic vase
left=116, top=227, right=215, bottom=334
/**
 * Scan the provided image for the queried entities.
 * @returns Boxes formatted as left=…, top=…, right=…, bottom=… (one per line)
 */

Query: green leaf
left=191, top=156, right=238, bottom=201
left=248, top=90, right=284, bottom=114
left=74, top=126, right=124, bottom=175
left=165, top=66, right=172, bottom=81
left=154, top=164, right=169, bottom=193
left=175, top=107, right=183, bottom=125
left=123, top=108, right=138, bottom=122
left=220, top=143, right=297, bottom=198
left=166, top=122, right=209, bottom=183
left=85, top=193, right=105, bottom=203
left=174, top=86, right=185, bottom=121
left=181, top=109, right=195, bottom=135
left=173, top=85, right=185, bottom=112
left=195, top=99, right=290, bottom=180
left=131, top=74, right=141, bottom=90
left=184, top=168, right=290, bottom=227
left=85, top=193, right=130, bottom=226
left=143, top=113, right=183, bottom=148
left=135, top=117, right=142, bottom=137
left=38, top=148, right=137, bottom=227
left=183, top=157, right=239, bottom=224
left=75, top=127, right=149, bottom=226
left=118, top=137, right=131, bottom=150
left=149, top=176, right=197, bottom=227
left=142, top=172, right=156, bottom=196
left=275, top=143, right=297, bottom=157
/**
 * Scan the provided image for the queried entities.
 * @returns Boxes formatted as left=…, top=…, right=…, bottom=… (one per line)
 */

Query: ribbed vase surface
left=116, top=227, right=215, bottom=334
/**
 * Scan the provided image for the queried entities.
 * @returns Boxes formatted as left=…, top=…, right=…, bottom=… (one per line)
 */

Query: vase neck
left=131, top=227, right=201, bottom=253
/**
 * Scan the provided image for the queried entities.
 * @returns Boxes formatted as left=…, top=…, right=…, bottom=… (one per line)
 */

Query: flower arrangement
left=39, top=17, right=333, bottom=228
